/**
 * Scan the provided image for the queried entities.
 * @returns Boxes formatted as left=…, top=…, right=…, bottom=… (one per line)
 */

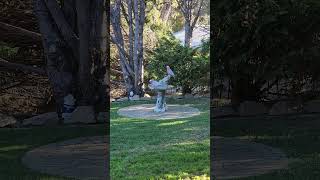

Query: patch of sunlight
left=0, top=145, right=28, bottom=151
left=158, top=120, right=187, bottom=126
left=165, top=173, right=210, bottom=180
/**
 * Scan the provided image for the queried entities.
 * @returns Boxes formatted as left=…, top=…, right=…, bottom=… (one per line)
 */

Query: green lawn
left=110, top=98, right=210, bottom=179
left=213, top=114, right=320, bottom=180
left=0, top=124, right=106, bottom=180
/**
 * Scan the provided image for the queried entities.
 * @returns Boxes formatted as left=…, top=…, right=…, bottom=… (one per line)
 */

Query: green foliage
left=212, top=0, right=320, bottom=101
left=147, top=35, right=209, bottom=93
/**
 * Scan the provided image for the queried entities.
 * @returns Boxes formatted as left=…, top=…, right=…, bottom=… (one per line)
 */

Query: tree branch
left=43, top=0, right=79, bottom=60
left=0, top=22, right=42, bottom=42
left=0, top=58, right=46, bottom=75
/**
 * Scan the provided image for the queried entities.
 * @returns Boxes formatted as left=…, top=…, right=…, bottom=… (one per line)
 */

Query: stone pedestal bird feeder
left=148, top=65, right=175, bottom=113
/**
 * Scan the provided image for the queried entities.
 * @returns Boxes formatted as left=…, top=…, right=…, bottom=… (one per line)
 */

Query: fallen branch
left=0, top=58, right=46, bottom=75
left=0, top=82, right=22, bottom=90
left=0, top=22, right=42, bottom=42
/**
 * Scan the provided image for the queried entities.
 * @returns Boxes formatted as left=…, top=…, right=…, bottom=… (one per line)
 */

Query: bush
left=211, top=0, right=320, bottom=103
left=147, top=35, right=209, bottom=94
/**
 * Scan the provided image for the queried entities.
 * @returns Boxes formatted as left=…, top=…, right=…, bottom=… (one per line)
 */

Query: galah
left=166, top=65, right=175, bottom=77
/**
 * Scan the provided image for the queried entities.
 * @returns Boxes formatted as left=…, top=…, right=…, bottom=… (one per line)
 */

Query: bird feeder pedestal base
left=154, top=90, right=167, bottom=113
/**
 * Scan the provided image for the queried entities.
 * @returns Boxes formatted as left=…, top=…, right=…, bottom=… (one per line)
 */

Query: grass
left=213, top=114, right=320, bottom=180
left=0, top=124, right=106, bottom=180
left=110, top=98, right=210, bottom=179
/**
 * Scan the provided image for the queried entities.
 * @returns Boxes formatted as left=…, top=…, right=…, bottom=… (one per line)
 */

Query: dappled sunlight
left=157, top=120, right=188, bottom=126
left=164, top=173, right=210, bottom=180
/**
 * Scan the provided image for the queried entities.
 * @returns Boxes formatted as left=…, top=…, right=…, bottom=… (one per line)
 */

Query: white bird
left=166, top=65, right=175, bottom=77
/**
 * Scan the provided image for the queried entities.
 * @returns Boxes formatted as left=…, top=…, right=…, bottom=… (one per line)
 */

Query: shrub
left=147, top=35, right=209, bottom=94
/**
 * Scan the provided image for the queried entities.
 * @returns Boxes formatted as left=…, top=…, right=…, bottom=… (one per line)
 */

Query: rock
left=22, top=112, right=59, bottom=126
left=117, top=97, right=128, bottom=102
left=70, top=106, right=95, bottom=124
left=304, top=100, right=320, bottom=113
left=269, top=101, right=295, bottom=115
left=0, top=113, right=16, bottom=127
left=239, top=101, right=267, bottom=116
left=129, top=95, right=140, bottom=101
left=97, top=112, right=108, bottom=123
left=140, top=97, right=151, bottom=100
left=144, top=93, right=151, bottom=98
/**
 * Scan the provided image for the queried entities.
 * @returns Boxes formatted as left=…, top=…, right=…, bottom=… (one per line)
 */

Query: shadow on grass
left=0, top=125, right=106, bottom=179
left=213, top=113, right=320, bottom=179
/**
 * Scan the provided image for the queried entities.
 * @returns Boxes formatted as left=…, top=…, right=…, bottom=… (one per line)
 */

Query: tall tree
left=110, top=0, right=146, bottom=96
left=177, top=0, right=204, bottom=47
left=34, top=0, right=108, bottom=120
left=160, top=0, right=172, bottom=23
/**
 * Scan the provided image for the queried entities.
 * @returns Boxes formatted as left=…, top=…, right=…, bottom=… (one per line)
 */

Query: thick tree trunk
left=76, top=0, right=95, bottom=106
left=34, top=0, right=74, bottom=118
left=89, top=0, right=108, bottom=112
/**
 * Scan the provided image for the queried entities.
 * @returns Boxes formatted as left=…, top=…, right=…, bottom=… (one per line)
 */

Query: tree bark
left=44, top=0, right=79, bottom=61
left=178, top=0, right=204, bottom=48
left=76, top=0, right=95, bottom=105
left=160, top=0, right=172, bottom=23
left=34, top=0, right=74, bottom=118
left=111, top=0, right=145, bottom=96
left=89, top=0, right=108, bottom=112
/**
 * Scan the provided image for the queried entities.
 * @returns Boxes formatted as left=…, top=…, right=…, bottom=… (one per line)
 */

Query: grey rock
left=0, top=113, right=16, bottom=127
left=117, top=97, right=128, bottom=102
left=239, top=101, right=267, bottom=116
left=269, top=101, right=295, bottom=115
left=70, top=106, right=95, bottom=124
left=23, top=112, right=59, bottom=126
left=129, top=95, right=140, bottom=101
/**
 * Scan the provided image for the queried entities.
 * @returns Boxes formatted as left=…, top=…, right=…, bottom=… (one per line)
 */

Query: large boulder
left=0, top=113, right=16, bottom=127
left=239, top=101, right=267, bottom=116
left=22, top=112, right=59, bottom=126
left=269, top=101, right=296, bottom=115
left=70, top=106, right=95, bottom=124
left=304, top=100, right=320, bottom=113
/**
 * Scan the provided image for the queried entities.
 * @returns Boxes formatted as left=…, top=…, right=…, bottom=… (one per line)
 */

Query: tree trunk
left=76, top=0, right=95, bottom=105
left=184, top=20, right=192, bottom=47
left=111, top=0, right=145, bottom=96
left=160, top=0, right=172, bottom=23
left=34, top=0, right=74, bottom=118
left=89, top=0, right=108, bottom=112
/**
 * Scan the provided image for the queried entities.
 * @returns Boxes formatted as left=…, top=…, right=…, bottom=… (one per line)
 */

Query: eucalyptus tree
left=177, top=0, right=205, bottom=47
left=110, top=0, right=146, bottom=96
